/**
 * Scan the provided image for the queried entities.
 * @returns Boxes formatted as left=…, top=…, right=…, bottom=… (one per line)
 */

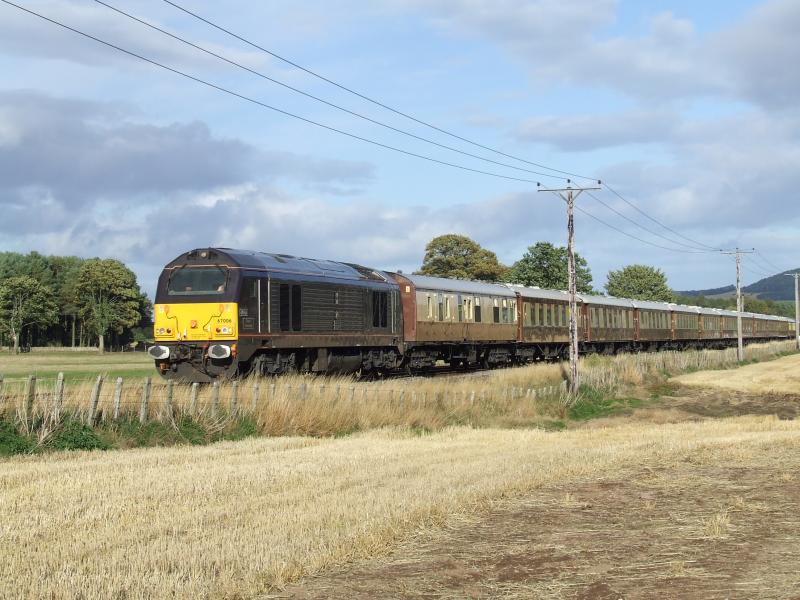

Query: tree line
left=0, top=252, right=151, bottom=353
left=415, top=234, right=793, bottom=318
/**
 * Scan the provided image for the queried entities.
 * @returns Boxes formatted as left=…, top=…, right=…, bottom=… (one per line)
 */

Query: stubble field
left=1, top=345, right=799, bottom=598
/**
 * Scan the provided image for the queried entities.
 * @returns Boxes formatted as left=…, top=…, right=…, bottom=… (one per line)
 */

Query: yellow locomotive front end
left=148, top=250, right=242, bottom=381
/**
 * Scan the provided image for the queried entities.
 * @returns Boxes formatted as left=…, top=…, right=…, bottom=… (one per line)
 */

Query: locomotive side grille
left=269, top=282, right=365, bottom=332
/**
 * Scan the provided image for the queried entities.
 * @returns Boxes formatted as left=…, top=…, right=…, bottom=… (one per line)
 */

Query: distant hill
left=678, top=269, right=799, bottom=301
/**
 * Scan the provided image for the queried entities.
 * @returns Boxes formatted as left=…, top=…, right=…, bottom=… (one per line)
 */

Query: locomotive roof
left=172, top=248, right=390, bottom=282
left=404, top=274, right=516, bottom=297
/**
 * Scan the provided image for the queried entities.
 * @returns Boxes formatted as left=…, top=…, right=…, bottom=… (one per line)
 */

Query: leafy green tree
left=506, top=242, right=593, bottom=293
left=0, top=276, right=58, bottom=353
left=74, top=259, right=144, bottom=352
left=606, top=264, right=674, bottom=301
left=417, top=234, right=508, bottom=281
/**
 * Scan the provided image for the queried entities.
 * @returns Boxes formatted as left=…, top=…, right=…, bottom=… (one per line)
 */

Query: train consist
left=148, top=248, right=795, bottom=382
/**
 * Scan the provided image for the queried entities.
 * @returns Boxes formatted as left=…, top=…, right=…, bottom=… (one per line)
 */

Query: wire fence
left=0, top=372, right=571, bottom=437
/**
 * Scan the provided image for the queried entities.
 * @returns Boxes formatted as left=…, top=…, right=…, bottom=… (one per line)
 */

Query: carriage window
left=438, top=298, right=444, bottom=322
left=493, top=300, right=500, bottom=323
left=475, top=302, right=482, bottom=323
left=427, top=295, right=433, bottom=320
left=445, top=296, right=452, bottom=320
left=168, top=266, right=228, bottom=295
left=511, top=300, right=517, bottom=322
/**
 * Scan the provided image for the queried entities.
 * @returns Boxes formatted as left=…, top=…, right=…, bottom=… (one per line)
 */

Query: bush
left=0, top=420, right=33, bottom=456
left=48, top=420, right=109, bottom=452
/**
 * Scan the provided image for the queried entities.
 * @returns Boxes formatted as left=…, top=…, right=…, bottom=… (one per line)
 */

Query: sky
left=0, top=0, right=798, bottom=299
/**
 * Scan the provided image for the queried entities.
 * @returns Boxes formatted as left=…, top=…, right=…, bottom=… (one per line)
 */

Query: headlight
left=208, top=344, right=231, bottom=359
left=147, top=345, right=170, bottom=360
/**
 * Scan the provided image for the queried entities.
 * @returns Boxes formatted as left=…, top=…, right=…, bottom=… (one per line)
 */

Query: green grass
left=567, top=385, right=650, bottom=421
left=0, top=351, right=155, bottom=384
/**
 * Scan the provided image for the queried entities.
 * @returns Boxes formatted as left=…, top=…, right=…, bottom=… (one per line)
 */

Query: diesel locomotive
left=148, top=248, right=796, bottom=382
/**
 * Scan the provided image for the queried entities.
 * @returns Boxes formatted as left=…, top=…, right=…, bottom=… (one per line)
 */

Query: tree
left=417, top=234, right=507, bottom=281
left=0, top=276, right=58, bottom=353
left=506, top=242, right=593, bottom=293
left=606, top=264, right=674, bottom=301
left=74, top=259, right=144, bottom=352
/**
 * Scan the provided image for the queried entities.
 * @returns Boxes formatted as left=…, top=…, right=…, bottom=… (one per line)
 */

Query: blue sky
left=0, top=0, right=798, bottom=298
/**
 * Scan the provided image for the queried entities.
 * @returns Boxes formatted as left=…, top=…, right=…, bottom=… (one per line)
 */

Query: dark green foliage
left=0, top=420, right=33, bottom=455
left=0, top=251, right=151, bottom=349
left=506, top=242, right=594, bottom=293
left=566, top=386, right=647, bottom=421
left=220, top=417, right=259, bottom=442
left=0, top=275, right=59, bottom=353
left=177, top=418, right=208, bottom=445
left=606, top=264, right=674, bottom=301
left=417, top=234, right=508, bottom=281
left=111, top=417, right=208, bottom=447
left=48, top=420, right=109, bottom=451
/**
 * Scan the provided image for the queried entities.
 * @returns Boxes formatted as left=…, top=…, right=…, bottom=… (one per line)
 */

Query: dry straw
left=1, top=416, right=799, bottom=598
left=0, top=340, right=794, bottom=440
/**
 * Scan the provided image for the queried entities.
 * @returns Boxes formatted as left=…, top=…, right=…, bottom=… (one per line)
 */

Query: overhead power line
left=585, top=190, right=714, bottom=252
left=94, top=0, right=567, bottom=182
left=602, top=184, right=722, bottom=252
left=754, top=249, right=790, bottom=274
left=162, top=0, right=728, bottom=255
left=162, top=0, right=589, bottom=182
left=574, top=205, right=709, bottom=254
left=0, top=0, right=546, bottom=185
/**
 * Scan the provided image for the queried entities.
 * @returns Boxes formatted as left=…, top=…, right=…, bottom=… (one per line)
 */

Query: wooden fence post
left=112, top=377, right=123, bottom=421
left=163, top=380, right=174, bottom=421
left=53, top=372, right=65, bottom=422
left=349, top=386, right=355, bottom=403
left=470, top=390, right=475, bottom=406
left=230, top=380, right=239, bottom=414
left=189, top=382, right=199, bottom=417
left=211, top=381, right=220, bottom=417
left=24, top=375, right=36, bottom=430
left=86, top=375, right=103, bottom=426
left=251, top=382, right=260, bottom=413
left=139, top=377, right=151, bottom=424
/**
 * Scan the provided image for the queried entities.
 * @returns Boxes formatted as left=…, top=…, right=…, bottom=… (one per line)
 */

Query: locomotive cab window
left=168, top=266, right=228, bottom=295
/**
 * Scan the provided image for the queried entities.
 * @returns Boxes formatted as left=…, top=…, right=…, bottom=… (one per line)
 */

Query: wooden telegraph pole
left=721, top=248, right=754, bottom=361
left=538, top=181, right=601, bottom=396
left=785, top=273, right=800, bottom=350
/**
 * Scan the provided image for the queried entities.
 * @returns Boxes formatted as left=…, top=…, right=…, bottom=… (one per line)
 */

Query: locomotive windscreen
left=168, top=266, right=228, bottom=295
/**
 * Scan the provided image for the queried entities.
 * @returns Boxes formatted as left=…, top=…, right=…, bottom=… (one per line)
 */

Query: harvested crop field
left=280, top=431, right=800, bottom=599
left=3, top=417, right=800, bottom=599
left=672, top=352, right=800, bottom=396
